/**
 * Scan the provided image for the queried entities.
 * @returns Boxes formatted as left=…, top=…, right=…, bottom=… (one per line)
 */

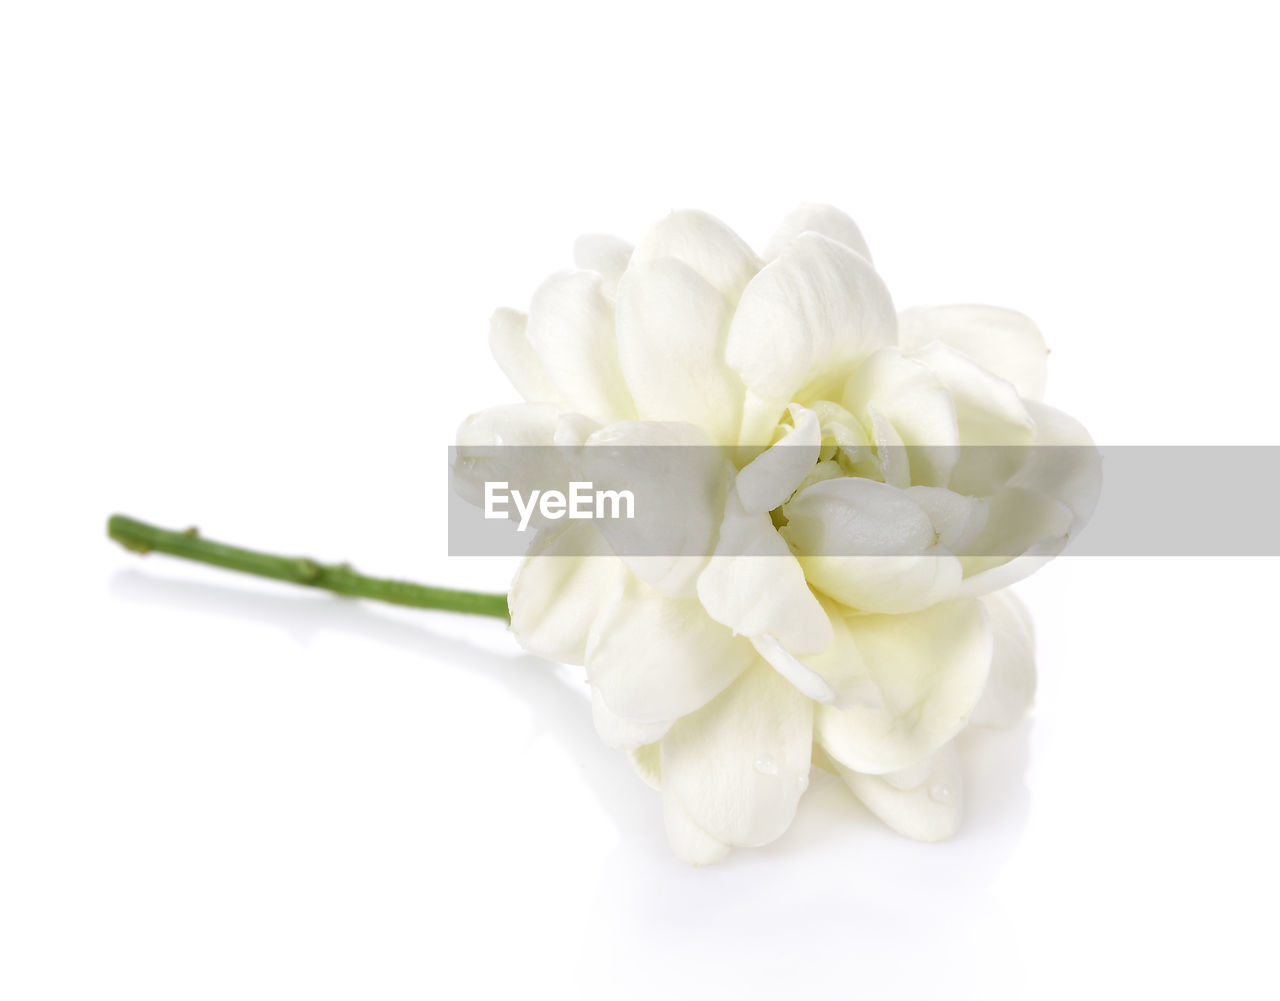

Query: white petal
left=452, top=403, right=566, bottom=519
left=783, top=476, right=934, bottom=556
left=969, top=589, right=1037, bottom=729
left=750, top=633, right=837, bottom=704
left=905, top=485, right=990, bottom=553
left=811, top=743, right=840, bottom=775
left=663, top=791, right=730, bottom=865
left=764, top=203, right=873, bottom=263
left=727, top=233, right=897, bottom=445
left=794, top=458, right=847, bottom=496
left=508, top=521, right=626, bottom=665
left=487, top=307, right=562, bottom=404
left=881, top=755, right=934, bottom=791
left=781, top=477, right=963, bottom=614
left=586, top=574, right=756, bottom=724
left=843, top=347, right=959, bottom=487
left=1009, top=400, right=1102, bottom=533
left=573, top=233, right=633, bottom=297
left=955, top=552, right=1057, bottom=599
left=910, top=342, right=1035, bottom=496
left=898, top=305, right=1049, bottom=401
left=614, top=257, right=744, bottom=446
left=734, top=404, right=821, bottom=514
left=967, top=486, right=1072, bottom=559
left=630, top=209, right=762, bottom=301
left=552, top=412, right=600, bottom=448
left=591, top=686, right=672, bottom=751
left=662, top=662, right=814, bottom=846
left=811, top=400, right=874, bottom=457
left=630, top=742, right=662, bottom=790
left=816, top=600, right=993, bottom=774
left=956, top=486, right=1074, bottom=595
left=868, top=406, right=910, bottom=489
left=696, top=490, right=833, bottom=654
left=578, top=420, right=726, bottom=597
left=784, top=597, right=884, bottom=710
left=525, top=270, right=635, bottom=425
left=834, top=743, right=963, bottom=841
left=813, top=404, right=880, bottom=482
left=798, top=554, right=962, bottom=616
left=456, top=402, right=561, bottom=447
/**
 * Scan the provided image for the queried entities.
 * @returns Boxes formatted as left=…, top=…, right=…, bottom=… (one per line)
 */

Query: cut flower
left=455, top=205, right=1100, bottom=863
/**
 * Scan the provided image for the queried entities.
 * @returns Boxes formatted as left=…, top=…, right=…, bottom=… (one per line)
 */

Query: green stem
left=107, top=514, right=510, bottom=621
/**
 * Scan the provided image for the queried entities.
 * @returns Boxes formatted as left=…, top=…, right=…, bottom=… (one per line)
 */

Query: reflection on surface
left=111, top=568, right=1033, bottom=999
left=109, top=569, right=660, bottom=838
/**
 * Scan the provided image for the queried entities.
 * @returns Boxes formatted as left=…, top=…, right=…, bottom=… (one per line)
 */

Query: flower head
left=456, top=205, right=1099, bottom=863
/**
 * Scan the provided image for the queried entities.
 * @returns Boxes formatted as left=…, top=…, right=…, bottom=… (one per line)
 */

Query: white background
left=3, top=1, right=1278, bottom=998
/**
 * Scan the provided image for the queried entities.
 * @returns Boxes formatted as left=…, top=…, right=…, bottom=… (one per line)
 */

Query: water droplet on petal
left=928, top=782, right=953, bottom=805
left=754, top=756, right=778, bottom=776
left=796, top=772, right=810, bottom=792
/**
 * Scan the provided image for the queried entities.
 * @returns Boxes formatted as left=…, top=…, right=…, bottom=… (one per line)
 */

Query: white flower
left=456, top=205, right=1100, bottom=863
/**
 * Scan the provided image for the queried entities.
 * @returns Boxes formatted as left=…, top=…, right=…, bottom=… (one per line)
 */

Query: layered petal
left=508, top=521, right=625, bottom=665
left=663, top=791, right=730, bottom=865
left=898, top=304, right=1049, bottom=401
left=734, top=403, right=821, bottom=514
left=781, top=477, right=963, bottom=613
left=457, top=207, right=1098, bottom=864
left=578, top=420, right=726, bottom=596
left=834, top=743, right=963, bottom=841
left=842, top=347, right=959, bottom=488
left=779, top=597, right=884, bottom=710
left=573, top=233, right=633, bottom=297
left=552, top=411, right=600, bottom=448
left=911, top=342, right=1035, bottom=496
left=662, top=662, right=814, bottom=847
left=764, top=203, right=873, bottom=263
left=630, top=209, right=762, bottom=302
left=525, top=270, right=635, bottom=425
left=455, top=401, right=561, bottom=447
left=811, top=400, right=874, bottom=459
left=587, top=574, right=756, bottom=724
left=956, top=487, right=1074, bottom=596
left=969, top=589, right=1037, bottom=728
left=614, top=257, right=744, bottom=446
left=816, top=599, right=993, bottom=774
left=727, top=233, right=897, bottom=445
left=1008, top=400, right=1102, bottom=533
left=783, top=476, right=936, bottom=556
left=868, top=406, right=910, bottom=489
left=452, top=402, right=566, bottom=523
left=749, top=634, right=838, bottom=705
left=487, top=307, right=561, bottom=404
left=630, top=742, right=662, bottom=790
left=905, top=485, right=989, bottom=553
left=696, top=490, right=833, bottom=654
left=591, top=686, right=673, bottom=751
